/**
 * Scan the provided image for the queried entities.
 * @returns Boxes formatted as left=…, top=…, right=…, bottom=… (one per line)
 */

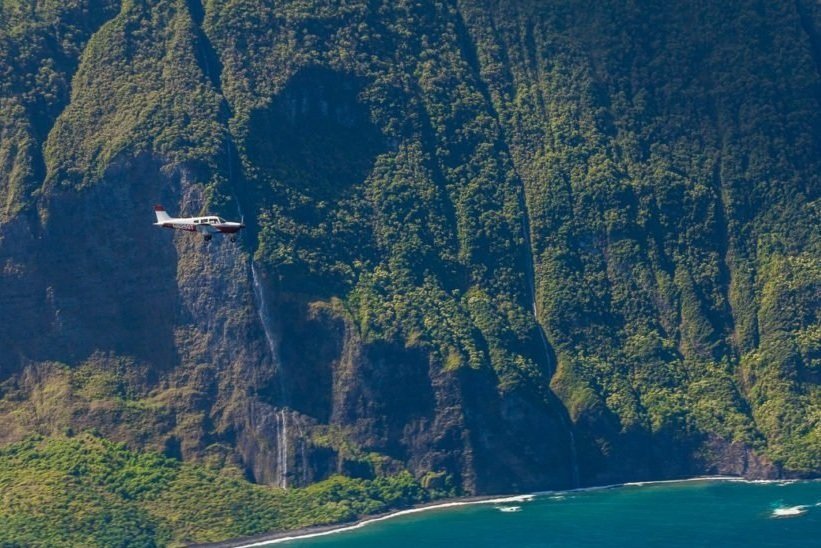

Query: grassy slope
left=0, top=434, right=431, bottom=547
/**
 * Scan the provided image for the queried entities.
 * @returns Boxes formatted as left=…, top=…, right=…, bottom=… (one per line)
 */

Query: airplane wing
left=196, top=224, right=219, bottom=234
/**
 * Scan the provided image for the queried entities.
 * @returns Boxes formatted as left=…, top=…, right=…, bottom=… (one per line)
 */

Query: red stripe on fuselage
left=164, top=224, right=196, bottom=231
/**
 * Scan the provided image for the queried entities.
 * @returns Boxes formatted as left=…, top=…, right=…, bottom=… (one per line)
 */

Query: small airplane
left=153, top=205, right=245, bottom=241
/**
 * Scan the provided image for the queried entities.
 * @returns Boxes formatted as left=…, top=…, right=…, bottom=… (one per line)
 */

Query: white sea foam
left=735, top=479, right=800, bottom=486
left=622, top=476, right=739, bottom=489
left=496, top=506, right=521, bottom=513
left=484, top=494, right=535, bottom=504
left=772, top=505, right=809, bottom=517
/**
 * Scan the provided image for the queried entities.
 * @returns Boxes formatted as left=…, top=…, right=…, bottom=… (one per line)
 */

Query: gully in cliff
left=153, top=205, right=246, bottom=242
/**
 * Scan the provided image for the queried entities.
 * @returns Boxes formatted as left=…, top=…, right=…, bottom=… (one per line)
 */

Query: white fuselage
left=153, top=206, right=245, bottom=238
left=155, top=215, right=244, bottom=234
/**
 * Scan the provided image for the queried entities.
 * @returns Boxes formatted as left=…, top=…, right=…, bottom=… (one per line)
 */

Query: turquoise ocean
left=261, top=479, right=820, bottom=547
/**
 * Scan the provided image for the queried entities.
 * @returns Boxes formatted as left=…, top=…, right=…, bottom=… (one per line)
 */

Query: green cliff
left=0, top=0, right=818, bottom=544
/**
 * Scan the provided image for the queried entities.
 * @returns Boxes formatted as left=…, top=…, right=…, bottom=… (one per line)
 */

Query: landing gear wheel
left=204, top=234, right=212, bottom=242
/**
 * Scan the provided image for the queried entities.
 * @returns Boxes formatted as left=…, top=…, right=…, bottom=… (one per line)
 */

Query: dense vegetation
left=0, top=434, right=433, bottom=546
left=0, top=0, right=818, bottom=544
left=0, top=0, right=121, bottom=220
left=461, top=0, right=820, bottom=473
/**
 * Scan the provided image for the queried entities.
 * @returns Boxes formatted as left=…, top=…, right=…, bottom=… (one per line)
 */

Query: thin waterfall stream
left=227, top=138, right=290, bottom=488
left=518, top=192, right=580, bottom=487
left=194, top=0, right=294, bottom=487
left=275, top=408, right=289, bottom=489
left=249, top=260, right=277, bottom=360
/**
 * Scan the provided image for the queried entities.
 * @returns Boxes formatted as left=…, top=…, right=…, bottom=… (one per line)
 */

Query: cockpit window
left=218, top=217, right=226, bottom=223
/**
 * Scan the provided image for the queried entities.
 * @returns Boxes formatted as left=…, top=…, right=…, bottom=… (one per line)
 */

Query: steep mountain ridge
left=0, top=1, right=817, bottom=525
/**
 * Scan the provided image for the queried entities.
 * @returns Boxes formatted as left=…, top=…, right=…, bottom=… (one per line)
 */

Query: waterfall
left=226, top=141, right=290, bottom=488
left=294, top=417, right=310, bottom=485
left=242, top=187, right=288, bottom=489
left=250, top=261, right=277, bottom=359
left=276, top=409, right=289, bottom=488
left=250, top=255, right=291, bottom=489
left=225, top=140, right=277, bottom=360
left=248, top=240, right=290, bottom=489
left=519, top=192, right=580, bottom=488
left=225, top=145, right=278, bottom=361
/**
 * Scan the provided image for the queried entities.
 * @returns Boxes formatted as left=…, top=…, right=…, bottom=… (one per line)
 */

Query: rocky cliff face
left=0, top=0, right=817, bottom=495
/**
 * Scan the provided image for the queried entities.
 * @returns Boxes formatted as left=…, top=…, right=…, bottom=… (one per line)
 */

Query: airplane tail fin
left=154, top=205, right=171, bottom=223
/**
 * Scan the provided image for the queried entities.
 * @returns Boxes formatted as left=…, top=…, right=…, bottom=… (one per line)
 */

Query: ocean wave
left=732, top=478, right=812, bottom=486
left=771, top=505, right=809, bottom=518
left=484, top=494, right=535, bottom=504
left=495, top=506, right=521, bottom=513
left=570, top=476, right=740, bottom=494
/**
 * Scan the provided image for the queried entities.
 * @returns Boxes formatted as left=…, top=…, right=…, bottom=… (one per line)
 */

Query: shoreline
left=195, top=475, right=792, bottom=548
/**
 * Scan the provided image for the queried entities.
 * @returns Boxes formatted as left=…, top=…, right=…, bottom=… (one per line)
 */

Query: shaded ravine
left=795, top=0, right=821, bottom=86
left=450, top=4, right=581, bottom=487
left=517, top=189, right=580, bottom=488
left=21, top=2, right=123, bottom=228
left=185, top=0, right=223, bottom=90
